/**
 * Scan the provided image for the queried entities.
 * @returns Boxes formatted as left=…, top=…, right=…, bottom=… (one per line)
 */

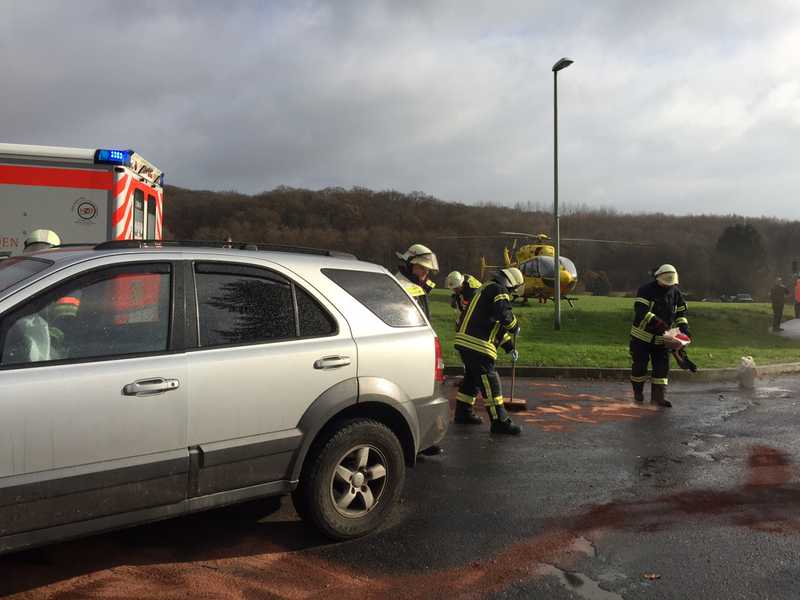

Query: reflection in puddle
left=536, top=564, right=624, bottom=600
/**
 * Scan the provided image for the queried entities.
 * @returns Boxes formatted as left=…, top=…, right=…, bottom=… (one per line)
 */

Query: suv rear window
left=322, top=268, right=426, bottom=327
left=0, top=257, right=52, bottom=293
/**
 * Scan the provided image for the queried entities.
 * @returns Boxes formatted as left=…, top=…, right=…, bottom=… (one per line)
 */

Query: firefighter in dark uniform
left=630, top=264, right=690, bottom=407
left=454, top=267, right=524, bottom=434
left=395, top=244, right=443, bottom=455
left=445, top=271, right=482, bottom=328
left=395, top=244, right=438, bottom=319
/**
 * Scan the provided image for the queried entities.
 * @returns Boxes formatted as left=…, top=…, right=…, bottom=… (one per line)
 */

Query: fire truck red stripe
left=156, top=192, right=163, bottom=238
left=112, top=181, right=134, bottom=227
left=113, top=174, right=129, bottom=197
left=118, top=204, right=134, bottom=239
left=0, top=165, right=113, bottom=190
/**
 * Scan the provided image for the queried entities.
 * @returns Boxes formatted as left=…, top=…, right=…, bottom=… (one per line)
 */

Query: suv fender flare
left=290, top=378, right=359, bottom=482
left=356, top=376, right=420, bottom=449
left=289, top=377, right=420, bottom=482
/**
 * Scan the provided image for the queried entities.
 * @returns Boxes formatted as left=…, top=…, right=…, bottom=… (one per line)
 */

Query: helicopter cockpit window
left=535, top=256, right=556, bottom=278
left=560, top=257, right=577, bottom=278
left=522, top=260, right=539, bottom=277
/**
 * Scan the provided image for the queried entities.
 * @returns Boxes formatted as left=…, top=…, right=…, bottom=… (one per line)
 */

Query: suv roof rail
left=91, top=239, right=357, bottom=259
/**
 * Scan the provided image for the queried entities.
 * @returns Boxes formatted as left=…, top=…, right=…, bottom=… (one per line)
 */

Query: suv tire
left=298, top=418, right=405, bottom=540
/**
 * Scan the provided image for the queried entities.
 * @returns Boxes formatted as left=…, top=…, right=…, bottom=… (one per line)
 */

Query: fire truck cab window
left=146, top=195, right=157, bottom=240
left=0, top=264, right=171, bottom=366
left=133, top=190, right=145, bottom=239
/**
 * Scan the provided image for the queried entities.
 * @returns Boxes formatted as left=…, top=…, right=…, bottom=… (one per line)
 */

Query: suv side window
left=296, top=285, right=337, bottom=337
left=0, top=263, right=171, bottom=366
left=195, top=263, right=295, bottom=347
left=322, top=268, right=426, bottom=327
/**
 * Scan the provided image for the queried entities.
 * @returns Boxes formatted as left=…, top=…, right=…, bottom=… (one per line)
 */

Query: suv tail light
left=434, top=335, right=445, bottom=383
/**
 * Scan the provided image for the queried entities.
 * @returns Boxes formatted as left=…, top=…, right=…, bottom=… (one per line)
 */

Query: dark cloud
left=2, top=1, right=799, bottom=217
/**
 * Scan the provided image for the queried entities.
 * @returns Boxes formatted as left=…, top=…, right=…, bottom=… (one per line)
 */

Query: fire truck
left=0, top=143, right=164, bottom=257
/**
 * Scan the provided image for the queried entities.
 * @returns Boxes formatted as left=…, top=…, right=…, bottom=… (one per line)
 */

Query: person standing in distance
left=770, top=277, right=789, bottom=332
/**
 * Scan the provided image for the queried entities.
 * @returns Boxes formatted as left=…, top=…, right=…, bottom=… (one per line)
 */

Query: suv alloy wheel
left=297, top=419, right=405, bottom=540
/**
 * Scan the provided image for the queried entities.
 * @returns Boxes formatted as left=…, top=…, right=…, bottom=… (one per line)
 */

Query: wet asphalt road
left=3, top=376, right=800, bottom=599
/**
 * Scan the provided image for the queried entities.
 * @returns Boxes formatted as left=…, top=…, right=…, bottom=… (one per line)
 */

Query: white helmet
left=654, top=264, right=678, bottom=286
left=445, top=271, right=464, bottom=290
left=396, top=243, right=439, bottom=273
left=24, top=229, right=61, bottom=251
left=499, top=267, right=525, bottom=294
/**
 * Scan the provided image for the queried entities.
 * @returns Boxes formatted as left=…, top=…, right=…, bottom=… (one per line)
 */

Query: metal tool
left=505, top=330, right=527, bottom=412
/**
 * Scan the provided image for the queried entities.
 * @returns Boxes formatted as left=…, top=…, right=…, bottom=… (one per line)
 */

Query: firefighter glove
left=510, top=349, right=519, bottom=363
left=650, top=317, right=668, bottom=334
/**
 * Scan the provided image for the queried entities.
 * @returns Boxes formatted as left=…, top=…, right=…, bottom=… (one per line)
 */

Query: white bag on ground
left=738, top=356, right=756, bottom=389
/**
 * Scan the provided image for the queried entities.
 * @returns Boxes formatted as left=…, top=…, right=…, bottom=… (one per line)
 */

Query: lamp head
left=552, top=57, right=574, bottom=72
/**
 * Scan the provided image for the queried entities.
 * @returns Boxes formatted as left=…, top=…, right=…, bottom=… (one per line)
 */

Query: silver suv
left=0, top=241, right=448, bottom=553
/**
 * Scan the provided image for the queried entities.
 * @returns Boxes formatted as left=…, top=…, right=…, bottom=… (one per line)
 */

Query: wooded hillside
left=163, top=185, right=800, bottom=298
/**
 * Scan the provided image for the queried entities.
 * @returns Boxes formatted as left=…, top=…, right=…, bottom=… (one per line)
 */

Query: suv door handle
left=314, top=356, right=351, bottom=370
left=123, top=378, right=181, bottom=396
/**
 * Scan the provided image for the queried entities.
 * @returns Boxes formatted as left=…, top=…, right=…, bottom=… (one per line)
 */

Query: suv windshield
left=0, top=257, right=52, bottom=293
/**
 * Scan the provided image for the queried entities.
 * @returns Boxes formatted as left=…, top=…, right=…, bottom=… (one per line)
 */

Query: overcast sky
left=3, top=1, right=800, bottom=218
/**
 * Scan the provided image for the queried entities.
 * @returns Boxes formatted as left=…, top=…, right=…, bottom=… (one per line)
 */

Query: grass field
left=428, top=290, right=800, bottom=369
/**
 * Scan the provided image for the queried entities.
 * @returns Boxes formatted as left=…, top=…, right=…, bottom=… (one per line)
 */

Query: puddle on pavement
left=755, top=387, right=794, bottom=399
left=569, top=536, right=597, bottom=558
left=535, top=564, right=624, bottom=600
left=529, top=535, right=623, bottom=600
left=684, top=434, right=727, bottom=462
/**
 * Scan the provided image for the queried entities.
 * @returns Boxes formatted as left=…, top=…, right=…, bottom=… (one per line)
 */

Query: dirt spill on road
left=447, top=380, right=659, bottom=432
left=5, top=446, right=800, bottom=599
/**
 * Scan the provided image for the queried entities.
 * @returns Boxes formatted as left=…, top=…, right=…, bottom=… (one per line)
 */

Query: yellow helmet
left=499, top=267, right=525, bottom=294
left=396, top=243, right=439, bottom=273
left=24, top=229, right=61, bottom=250
left=654, top=264, right=679, bottom=286
left=445, top=271, right=464, bottom=290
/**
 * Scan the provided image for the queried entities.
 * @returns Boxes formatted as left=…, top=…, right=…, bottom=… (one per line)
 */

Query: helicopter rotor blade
left=561, top=237, right=652, bottom=246
left=498, top=231, right=548, bottom=239
left=436, top=235, right=515, bottom=240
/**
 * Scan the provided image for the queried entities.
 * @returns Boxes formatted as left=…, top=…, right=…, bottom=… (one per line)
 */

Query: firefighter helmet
left=654, top=264, right=678, bottom=286
left=24, top=229, right=61, bottom=251
left=499, top=267, right=525, bottom=294
left=445, top=271, right=464, bottom=290
left=396, top=243, right=439, bottom=273
left=52, top=296, right=80, bottom=320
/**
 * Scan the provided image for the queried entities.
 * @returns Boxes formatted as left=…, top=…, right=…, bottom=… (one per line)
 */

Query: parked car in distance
left=735, top=293, right=754, bottom=302
left=0, top=241, right=449, bottom=554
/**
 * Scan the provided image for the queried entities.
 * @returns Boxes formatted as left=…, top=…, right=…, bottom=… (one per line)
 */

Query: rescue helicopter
left=479, top=233, right=575, bottom=304
left=480, top=232, right=650, bottom=303
left=439, top=231, right=648, bottom=304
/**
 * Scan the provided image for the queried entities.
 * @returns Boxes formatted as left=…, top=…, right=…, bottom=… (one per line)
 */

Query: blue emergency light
left=94, top=148, right=132, bottom=166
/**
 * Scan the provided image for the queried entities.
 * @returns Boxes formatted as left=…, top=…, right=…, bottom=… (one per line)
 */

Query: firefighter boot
left=632, top=381, right=645, bottom=403
left=489, top=405, right=522, bottom=435
left=454, top=401, right=483, bottom=425
left=651, top=384, right=672, bottom=408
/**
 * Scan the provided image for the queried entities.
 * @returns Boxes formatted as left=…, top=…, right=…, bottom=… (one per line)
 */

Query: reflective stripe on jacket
left=455, top=280, right=518, bottom=360
left=395, top=270, right=433, bottom=319
left=631, top=280, right=688, bottom=345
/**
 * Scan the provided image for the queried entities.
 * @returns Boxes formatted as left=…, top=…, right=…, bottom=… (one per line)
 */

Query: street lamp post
left=552, top=57, right=573, bottom=330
